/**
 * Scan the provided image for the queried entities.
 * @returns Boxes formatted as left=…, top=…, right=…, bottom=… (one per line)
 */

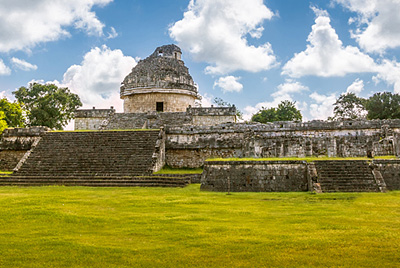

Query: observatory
left=120, top=44, right=201, bottom=113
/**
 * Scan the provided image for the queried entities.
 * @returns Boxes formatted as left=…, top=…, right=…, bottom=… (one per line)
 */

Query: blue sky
left=1, top=0, right=400, bottom=126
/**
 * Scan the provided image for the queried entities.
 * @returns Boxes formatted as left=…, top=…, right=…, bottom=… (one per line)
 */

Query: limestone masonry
left=1, top=44, right=400, bottom=191
left=120, top=44, right=200, bottom=113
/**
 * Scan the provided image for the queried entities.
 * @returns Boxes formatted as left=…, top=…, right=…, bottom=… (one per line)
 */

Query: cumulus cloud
left=11, top=58, right=38, bottom=71
left=213, top=76, right=243, bottom=93
left=0, top=0, right=112, bottom=53
left=0, top=59, right=11, bottom=75
left=309, top=92, right=337, bottom=120
left=374, top=59, right=400, bottom=93
left=62, top=45, right=136, bottom=112
left=169, top=0, right=277, bottom=75
left=335, top=0, right=400, bottom=53
left=272, top=79, right=309, bottom=99
left=346, top=78, right=364, bottom=94
left=243, top=80, right=307, bottom=121
left=282, top=7, right=376, bottom=77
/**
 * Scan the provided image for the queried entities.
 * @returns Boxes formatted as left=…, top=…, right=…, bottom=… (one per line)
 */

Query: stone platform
left=201, top=159, right=399, bottom=193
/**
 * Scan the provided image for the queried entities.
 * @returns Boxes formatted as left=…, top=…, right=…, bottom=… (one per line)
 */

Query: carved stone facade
left=121, top=44, right=200, bottom=113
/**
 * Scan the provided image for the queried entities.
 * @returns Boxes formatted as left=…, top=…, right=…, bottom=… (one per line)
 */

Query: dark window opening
left=174, top=52, right=177, bottom=59
left=156, top=102, right=164, bottom=112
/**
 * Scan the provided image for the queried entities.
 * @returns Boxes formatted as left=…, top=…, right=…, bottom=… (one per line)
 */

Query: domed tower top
left=120, top=44, right=200, bottom=113
left=121, top=45, right=200, bottom=113
left=152, top=44, right=182, bottom=60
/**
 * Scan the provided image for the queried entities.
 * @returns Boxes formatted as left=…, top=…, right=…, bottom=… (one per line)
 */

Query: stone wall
left=74, top=108, right=115, bottom=130
left=166, top=148, right=238, bottom=168
left=123, top=92, right=197, bottom=113
left=201, top=160, right=308, bottom=192
left=0, top=150, right=26, bottom=171
left=0, top=127, right=49, bottom=170
left=373, top=160, right=400, bottom=190
left=166, top=120, right=400, bottom=168
left=75, top=107, right=237, bottom=131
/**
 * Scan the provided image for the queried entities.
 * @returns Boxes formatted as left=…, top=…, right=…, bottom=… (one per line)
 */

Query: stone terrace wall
left=201, top=160, right=308, bottom=192
left=373, top=160, right=400, bottom=190
left=76, top=107, right=236, bottom=130
left=166, top=120, right=400, bottom=168
left=188, top=106, right=237, bottom=126
left=0, top=127, right=49, bottom=170
left=75, top=108, right=115, bottom=130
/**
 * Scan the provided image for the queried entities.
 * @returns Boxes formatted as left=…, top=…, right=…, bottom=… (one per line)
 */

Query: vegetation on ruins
left=365, top=92, right=400, bottom=119
left=13, top=83, right=82, bottom=130
left=331, top=91, right=400, bottom=120
left=0, top=98, right=25, bottom=128
left=213, top=97, right=243, bottom=119
left=251, top=100, right=302, bottom=123
left=0, top=185, right=399, bottom=267
left=0, top=112, right=7, bottom=133
left=330, top=92, right=367, bottom=120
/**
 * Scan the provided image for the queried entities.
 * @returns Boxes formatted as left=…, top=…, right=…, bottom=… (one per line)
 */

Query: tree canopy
left=251, top=100, right=302, bottom=123
left=365, top=92, right=400, bottom=120
left=331, top=92, right=367, bottom=120
left=0, top=98, right=25, bottom=127
left=331, top=91, right=400, bottom=120
left=0, top=111, right=8, bottom=133
left=13, top=83, right=82, bottom=130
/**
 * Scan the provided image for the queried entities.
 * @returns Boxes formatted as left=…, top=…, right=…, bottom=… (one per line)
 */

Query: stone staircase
left=313, top=160, right=381, bottom=192
left=0, top=175, right=189, bottom=187
left=0, top=130, right=189, bottom=187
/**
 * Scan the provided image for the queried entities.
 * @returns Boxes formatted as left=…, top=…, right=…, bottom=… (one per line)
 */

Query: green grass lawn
left=0, top=185, right=399, bottom=267
left=154, top=166, right=203, bottom=174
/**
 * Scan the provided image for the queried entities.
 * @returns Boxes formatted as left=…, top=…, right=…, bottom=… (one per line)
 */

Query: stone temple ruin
left=1, top=44, right=400, bottom=192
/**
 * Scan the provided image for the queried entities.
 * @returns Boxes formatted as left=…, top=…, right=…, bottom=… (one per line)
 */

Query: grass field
left=0, top=185, right=399, bottom=267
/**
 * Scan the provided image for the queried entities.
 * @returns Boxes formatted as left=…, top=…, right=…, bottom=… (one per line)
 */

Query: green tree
left=213, top=97, right=243, bottom=120
left=331, top=92, right=367, bottom=120
left=251, top=100, right=302, bottom=123
left=0, top=111, right=8, bottom=133
left=13, top=83, right=82, bottom=130
left=0, top=98, right=25, bottom=127
left=276, top=100, right=302, bottom=121
left=251, top=107, right=277, bottom=123
left=365, top=92, right=400, bottom=120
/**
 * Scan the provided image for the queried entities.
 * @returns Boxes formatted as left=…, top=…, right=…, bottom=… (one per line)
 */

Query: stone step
left=14, top=130, right=162, bottom=178
left=0, top=175, right=189, bottom=187
left=314, top=161, right=380, bottom=193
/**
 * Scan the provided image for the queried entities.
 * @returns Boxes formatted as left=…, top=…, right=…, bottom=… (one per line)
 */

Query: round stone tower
left=120, top=44, right=200, bottom=113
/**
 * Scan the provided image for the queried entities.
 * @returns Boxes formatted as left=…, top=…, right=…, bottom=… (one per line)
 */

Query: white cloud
left=309, top=92, right=337, bottom=120
left=374, top=59, right=400, bottom=93
left=107, top=27, right=118, bottom=39
left=62, top=45, right=136, bottom=112
left=272, top=79, right=309, bottom=98
left=346, top=78, right=364, bottom=94
left=169, top=0, right=277, bottom=75
left=198, top=93, right=213, bottom=107
left=0, top=59, right=11, bottom=75
left=335, top=0, right=400, bottom=53
left=11, top=57, right=38, bottom=71
left=282, top=7, right=376, bottom=78
left=0, top=0, right=112, bottom=53
left=213, top=76, right=243, bottom=93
